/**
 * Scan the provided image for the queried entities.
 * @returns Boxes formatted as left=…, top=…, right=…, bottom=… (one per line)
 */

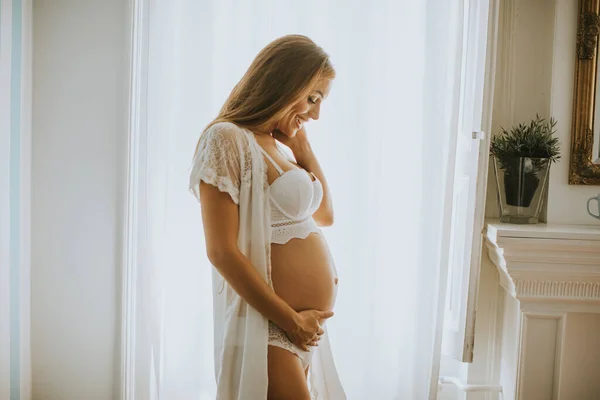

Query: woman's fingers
left=307, top=336, right=320, bottom=347
left=288, top=309, right=332, bottom=350
left=306, top=334, right=322, bottom=347
left=319, top=310, right=334, bottom=320
left=292, top=336, right=309, bottom=351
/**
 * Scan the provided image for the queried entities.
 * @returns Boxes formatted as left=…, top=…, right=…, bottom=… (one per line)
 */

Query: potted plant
left=490, top=115, right=561, bottom=224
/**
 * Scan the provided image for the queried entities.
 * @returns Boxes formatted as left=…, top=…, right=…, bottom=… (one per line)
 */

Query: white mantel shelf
left=486, top=219, right=600, bottom=241
left=485, top=220, right=600, bottom=307
left=484, top=220, right=600, bottom=400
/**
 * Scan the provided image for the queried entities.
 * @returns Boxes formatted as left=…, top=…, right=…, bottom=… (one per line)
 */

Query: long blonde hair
left=196, top=35, right=335, bottom=153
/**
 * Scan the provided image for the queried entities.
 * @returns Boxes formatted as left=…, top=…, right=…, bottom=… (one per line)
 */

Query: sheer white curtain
left=137, top=0, right=463, bottom=398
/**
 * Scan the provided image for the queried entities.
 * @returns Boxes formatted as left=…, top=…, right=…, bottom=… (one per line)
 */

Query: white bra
left=258, top=146, right=323, bottom=244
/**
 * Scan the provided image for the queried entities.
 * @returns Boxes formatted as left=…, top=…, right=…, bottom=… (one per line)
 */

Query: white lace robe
left=189, top=122, right=345, bottom=399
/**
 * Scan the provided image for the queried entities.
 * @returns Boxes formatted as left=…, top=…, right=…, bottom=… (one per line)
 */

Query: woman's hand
left=285, top=309, right=334, bottom=351
left=272, top=127, right=311, bottom=156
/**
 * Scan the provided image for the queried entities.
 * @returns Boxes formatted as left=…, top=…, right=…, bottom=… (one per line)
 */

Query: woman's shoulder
left=204, top=121, right=249, bottom=142
left=197, top=121, right=255, bottom=160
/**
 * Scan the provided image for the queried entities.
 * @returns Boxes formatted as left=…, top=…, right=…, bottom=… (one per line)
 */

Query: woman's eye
left=308, top=97, right=318, bottom=104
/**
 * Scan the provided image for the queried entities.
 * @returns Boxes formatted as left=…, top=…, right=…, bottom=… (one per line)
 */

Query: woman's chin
left=274, top=125, right=298, bottom=138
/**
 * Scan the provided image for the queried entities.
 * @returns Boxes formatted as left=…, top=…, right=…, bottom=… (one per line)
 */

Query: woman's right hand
left=286, top=310, right=334, bottom=351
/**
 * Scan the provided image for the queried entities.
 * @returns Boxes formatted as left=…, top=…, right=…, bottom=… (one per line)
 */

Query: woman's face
left=275, top=78, right=332, bottom=137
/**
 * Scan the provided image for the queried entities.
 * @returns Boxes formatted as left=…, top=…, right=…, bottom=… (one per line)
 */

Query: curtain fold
left=137, top=1, right=465, bottom=398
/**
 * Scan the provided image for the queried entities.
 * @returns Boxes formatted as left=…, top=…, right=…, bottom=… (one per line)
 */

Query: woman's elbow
left=316, top=212, right=334, bottom=227
left=206, top=245, right=237, bottom=268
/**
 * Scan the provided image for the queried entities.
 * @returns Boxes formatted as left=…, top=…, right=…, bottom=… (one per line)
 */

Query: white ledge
left=486, top=219, right=600, bottom=242
left=484, top=220, right=600, bottom=304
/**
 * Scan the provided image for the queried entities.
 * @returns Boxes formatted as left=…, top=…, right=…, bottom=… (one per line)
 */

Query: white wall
left=559, top=313, right=600, bottom=398
left=443, top=0, right=600, bottom=398
left=547, top=0, right=600, bottom=225
left=485, top=0, right=600, bottom=226
left=32, top=0, right=129, bottom=398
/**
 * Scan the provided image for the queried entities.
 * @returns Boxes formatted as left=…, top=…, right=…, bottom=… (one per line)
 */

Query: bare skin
left=254, top=79, right=339, bottom=398
left=200, top=78, right=336, bottom=399
left=199, top=184, right=333, bottom=349
left=255, top=128, right=339, bottom=313
left=267, top=347, right=312, bottom=400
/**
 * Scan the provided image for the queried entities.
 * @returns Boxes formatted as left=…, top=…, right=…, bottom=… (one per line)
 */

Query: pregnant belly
left=270, top=231, right=338, bottom=312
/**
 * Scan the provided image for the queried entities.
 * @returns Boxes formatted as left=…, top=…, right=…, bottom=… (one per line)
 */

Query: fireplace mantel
left=484, top=220, right=600, bottom=399
left=486, top=221, right=600, bottom=309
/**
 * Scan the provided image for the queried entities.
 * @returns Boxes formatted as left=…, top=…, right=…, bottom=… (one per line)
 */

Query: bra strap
left=258, top=147, right=284, bottom=176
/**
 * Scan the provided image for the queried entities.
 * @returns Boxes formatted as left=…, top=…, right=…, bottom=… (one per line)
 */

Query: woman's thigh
left=267, top=345, right=311, bottom=400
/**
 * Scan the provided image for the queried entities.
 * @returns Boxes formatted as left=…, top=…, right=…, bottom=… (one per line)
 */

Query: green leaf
left=490, top=115, right=561, bottom=164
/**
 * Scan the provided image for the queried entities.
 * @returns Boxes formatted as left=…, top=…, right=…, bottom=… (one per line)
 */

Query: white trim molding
left=515, top=281, right=600, bottom=300
left=120, top=0, right=149, bottom=399
left=438, top=376, right=503, bottom=393
left=0, top=3, right=15, bottom=397
left=1, top=1, right=32, bottom=398
left=486, top=222, right=600, bottom=308
left=485, top=220, right=600, bottom=399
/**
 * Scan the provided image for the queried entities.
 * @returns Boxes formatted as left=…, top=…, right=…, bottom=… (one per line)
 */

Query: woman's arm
left=295, top=146, right=334, bottom=227
left=285, top=129, right=334, bottom=227
left=199, top=182, right=332, bottom=349
left=273, top=127, right=333, bottom=226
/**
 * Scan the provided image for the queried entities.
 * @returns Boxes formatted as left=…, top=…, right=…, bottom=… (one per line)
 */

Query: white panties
left=268, top=321, right=314, bottom=370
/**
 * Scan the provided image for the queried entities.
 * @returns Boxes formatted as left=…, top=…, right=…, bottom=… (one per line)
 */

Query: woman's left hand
left=274, top=126, right=333, bottom=226
left=272, top=127, right=309, bottom=152
left=272, top=127, right=312, bottom=162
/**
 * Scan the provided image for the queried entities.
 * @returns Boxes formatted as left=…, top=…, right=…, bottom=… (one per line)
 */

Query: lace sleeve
left=189, top=122, right=244, bottom=205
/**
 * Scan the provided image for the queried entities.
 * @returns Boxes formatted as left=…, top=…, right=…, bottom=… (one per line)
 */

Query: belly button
left=334, top=277, right=339, bottom=285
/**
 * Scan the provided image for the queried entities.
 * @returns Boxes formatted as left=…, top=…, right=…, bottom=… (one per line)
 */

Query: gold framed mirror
left=571, top=0, right=600, bottom=185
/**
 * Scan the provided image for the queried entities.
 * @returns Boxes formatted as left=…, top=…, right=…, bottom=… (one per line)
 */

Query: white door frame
left=120, top=0, right=149, bottom=398
left=1, top=0, right=32, bottom=399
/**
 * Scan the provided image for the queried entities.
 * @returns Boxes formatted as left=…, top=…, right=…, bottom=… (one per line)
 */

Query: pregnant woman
left=189, top=35, right=345, bottom=399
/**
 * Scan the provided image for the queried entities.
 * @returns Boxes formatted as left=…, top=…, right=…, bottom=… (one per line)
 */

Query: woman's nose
left=308, top=103, right=321, bottom=120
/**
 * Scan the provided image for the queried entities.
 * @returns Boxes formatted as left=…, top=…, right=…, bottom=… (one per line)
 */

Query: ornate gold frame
left=570, top=0, right=600, bottom=185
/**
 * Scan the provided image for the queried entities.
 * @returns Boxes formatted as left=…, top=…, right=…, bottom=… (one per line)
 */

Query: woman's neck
left=251, top=127, right=276, bottom=144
